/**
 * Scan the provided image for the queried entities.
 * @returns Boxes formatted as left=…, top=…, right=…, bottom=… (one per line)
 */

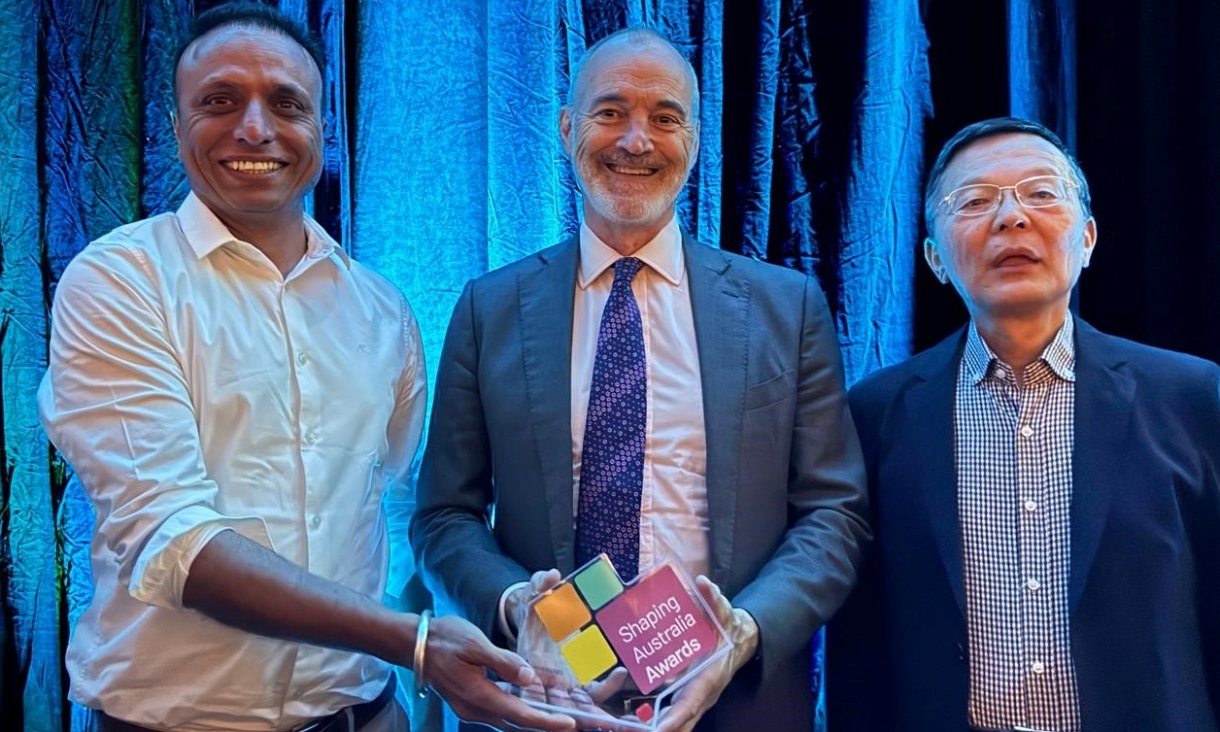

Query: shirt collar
left=577, top=216, right=684, bottom=289
left=963, top=315, right=1077, bottom=384
left=175, top=192, right=351, bottom=270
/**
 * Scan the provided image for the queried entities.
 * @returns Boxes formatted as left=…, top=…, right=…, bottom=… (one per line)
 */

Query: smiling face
left=560, top=38, right=699, bottom=245
left=174, top=24, right=323, bottom=234
left=925, top=132, right=1098, bottom=322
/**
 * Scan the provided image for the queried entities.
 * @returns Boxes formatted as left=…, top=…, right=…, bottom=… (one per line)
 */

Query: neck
left=973, top=305, right=1069, bottom=382
left=220, top=209, right=309, bottom=277
left=585, top=209, right=674, bottom=256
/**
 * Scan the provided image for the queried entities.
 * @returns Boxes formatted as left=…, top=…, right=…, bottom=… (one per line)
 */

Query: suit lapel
left=517, top=240, right=580, bottom=573
left=904, top=332, right=968, bottom=616
left=684, top=236, right=748, bottom=584
left=1068, top=320, right=1133, bottom=613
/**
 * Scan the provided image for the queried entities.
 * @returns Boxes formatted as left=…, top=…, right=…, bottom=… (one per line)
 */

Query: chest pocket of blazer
left=743, top=369, right=795, bottom=411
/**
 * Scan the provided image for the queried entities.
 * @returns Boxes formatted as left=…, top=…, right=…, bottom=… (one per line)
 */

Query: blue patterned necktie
left=576, top=256, right=646, bottom=580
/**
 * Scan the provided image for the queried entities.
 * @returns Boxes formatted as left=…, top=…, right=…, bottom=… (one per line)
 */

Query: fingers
left=430, top=642, right=576, bottom=730
left=694, top=575, right=734, bottom=627
left=530, top=568, right=563, bottom=594
left=586, top=666, right=629, bottom=704
left=499, top=700, right=579, bottom=731
left=654, top=694, right=700, bottom=732
left=509, top=568, right=564, bottom=637
left=453, top=680, right=577, bottom=731
left=474, top=636, right=539, bottom=687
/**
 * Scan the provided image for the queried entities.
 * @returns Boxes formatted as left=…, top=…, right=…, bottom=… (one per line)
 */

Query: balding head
left=559, top=27, right=701, bottom=252
left=568, top=28, right=700, bottom=120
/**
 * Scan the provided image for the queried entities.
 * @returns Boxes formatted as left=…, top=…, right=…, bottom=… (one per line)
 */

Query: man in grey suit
left=411, top=27, right=869, bottom=731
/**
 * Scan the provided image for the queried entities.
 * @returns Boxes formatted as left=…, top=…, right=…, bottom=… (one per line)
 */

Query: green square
left=573, top=555, right=624, bottom=610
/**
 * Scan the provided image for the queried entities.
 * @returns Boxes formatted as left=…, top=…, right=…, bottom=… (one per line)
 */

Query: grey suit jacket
left=411, top=233, right=869, bottom=730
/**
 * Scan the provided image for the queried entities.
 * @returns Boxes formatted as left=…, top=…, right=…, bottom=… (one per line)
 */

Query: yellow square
left=532, top=583, right=592, bottom=643
left=560, top=626, right=619, bottom=685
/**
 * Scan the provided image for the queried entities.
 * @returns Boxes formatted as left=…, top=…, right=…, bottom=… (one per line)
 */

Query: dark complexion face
left=174, top=25, right=323, bottom=234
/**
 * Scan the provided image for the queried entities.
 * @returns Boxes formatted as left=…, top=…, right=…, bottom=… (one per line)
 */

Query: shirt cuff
left=130, top=508, right=274, bottom=609
left=497, top=581, right=530, bottom=645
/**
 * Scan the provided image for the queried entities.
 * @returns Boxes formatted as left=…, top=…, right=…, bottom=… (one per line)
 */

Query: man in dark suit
left=411, top=27, right=869, bottom=732
left=827, top=117, right=1220, bottom=731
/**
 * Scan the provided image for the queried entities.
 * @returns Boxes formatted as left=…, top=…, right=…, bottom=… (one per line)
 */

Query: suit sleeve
left=732, top=275, right=872, bottom=681
left=823, top=384, right=894, bottom=732
left=1192, top=364, right=1220, bottom=718
left=409, top=280, right=530, bottom=637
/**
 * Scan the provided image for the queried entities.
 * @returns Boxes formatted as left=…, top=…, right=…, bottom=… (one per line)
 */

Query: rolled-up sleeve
left=38, top=240, right=272, bottom=609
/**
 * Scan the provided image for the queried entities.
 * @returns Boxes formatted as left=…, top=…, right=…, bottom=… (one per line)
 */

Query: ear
left=559, top=107, right=573, bottom=158
left=923, top=237, right=947, bottom=284
left=1081, top=216, right=1098, bottom=267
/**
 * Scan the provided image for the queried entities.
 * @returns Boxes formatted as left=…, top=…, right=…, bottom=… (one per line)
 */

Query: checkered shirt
left=956, top=317, right=1081, bottom=732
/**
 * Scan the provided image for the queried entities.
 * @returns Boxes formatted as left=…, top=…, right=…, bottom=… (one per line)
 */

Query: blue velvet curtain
left=0, top=1, right=928, bottom=730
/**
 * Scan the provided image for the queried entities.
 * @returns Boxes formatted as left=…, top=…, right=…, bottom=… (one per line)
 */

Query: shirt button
left=297, top=352, right=309, bottom=366
left=1023, top=499, right=1038, bottom=512
left=1020, top=425, right=1035, bottom=438
left=303, top=431, right=318, bottom=446
left=1026, top=578, right=1041, bottom=591
left=1032, top=661, right=1046, bottom=674
left=310, top=515, right=322, bottom=529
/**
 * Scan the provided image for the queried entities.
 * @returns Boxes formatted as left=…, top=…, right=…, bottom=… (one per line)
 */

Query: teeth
left=225, top=160, right=284, bottom=173
left=608, top=165, right=655, bottom=176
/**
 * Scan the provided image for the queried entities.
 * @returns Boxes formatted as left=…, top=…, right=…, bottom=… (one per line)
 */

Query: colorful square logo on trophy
left=528, top=555, right=724, bottom=694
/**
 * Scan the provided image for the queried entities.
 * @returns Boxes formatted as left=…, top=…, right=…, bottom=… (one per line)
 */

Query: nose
left=236, top=100, right=273, bottom=144
left=993, top=187, right=1027, bottom=230
left=618, top=116, right=654, bottom=156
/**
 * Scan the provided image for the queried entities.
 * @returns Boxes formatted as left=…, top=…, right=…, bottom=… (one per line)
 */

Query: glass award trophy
left=511, top=554, right=732, bottom=729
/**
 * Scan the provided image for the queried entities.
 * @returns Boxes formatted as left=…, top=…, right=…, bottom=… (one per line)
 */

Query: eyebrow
left=194, top=79, right=314, bottom=103
left=952, top=167, right=1066, bottom=188
left=589, top=92, right=688, bottom=118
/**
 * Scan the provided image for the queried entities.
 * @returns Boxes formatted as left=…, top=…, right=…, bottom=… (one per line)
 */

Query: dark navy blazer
left=827, top=318, right=1220, bottom=732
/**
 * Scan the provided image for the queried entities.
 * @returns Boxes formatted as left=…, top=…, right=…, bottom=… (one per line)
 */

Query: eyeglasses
left=940, top=175, right=1079, bottom=217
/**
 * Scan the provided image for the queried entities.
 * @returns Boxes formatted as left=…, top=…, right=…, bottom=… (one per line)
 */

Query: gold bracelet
left=412, top=610, right=432, bottom=698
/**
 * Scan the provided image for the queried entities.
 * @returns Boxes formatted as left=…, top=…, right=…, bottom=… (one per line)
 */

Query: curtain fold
left=1008, top=0, right=1076, bottom=147
left=1, top=2, right=54, bottom=730
left=837, top=0, right=930, bottom=384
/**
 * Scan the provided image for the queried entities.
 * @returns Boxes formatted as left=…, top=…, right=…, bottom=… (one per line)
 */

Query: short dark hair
left=924, top=117, right=1092, bottom=228
left=173, top=1, right=326, bottom=103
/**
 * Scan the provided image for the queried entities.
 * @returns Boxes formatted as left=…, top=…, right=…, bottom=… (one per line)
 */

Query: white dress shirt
left=38, top=193, right=427, bottom=731
left=571, top=217, right=710, bottom=580
left=498, top=217, right=711, bottom=638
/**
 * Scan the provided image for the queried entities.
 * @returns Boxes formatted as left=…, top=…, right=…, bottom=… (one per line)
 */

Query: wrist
left=503, top=583, right=531, bottom=637
left=730, top=608, right=760, bottom=669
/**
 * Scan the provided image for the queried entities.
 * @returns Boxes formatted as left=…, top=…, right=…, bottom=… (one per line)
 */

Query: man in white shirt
left=411, top=27, right=869, bottom=732
left=38, top=3, right=576, bottom=731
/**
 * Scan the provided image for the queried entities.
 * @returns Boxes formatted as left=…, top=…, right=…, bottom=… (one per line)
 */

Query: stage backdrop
left=13, top=0, right=1219, bottom=731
